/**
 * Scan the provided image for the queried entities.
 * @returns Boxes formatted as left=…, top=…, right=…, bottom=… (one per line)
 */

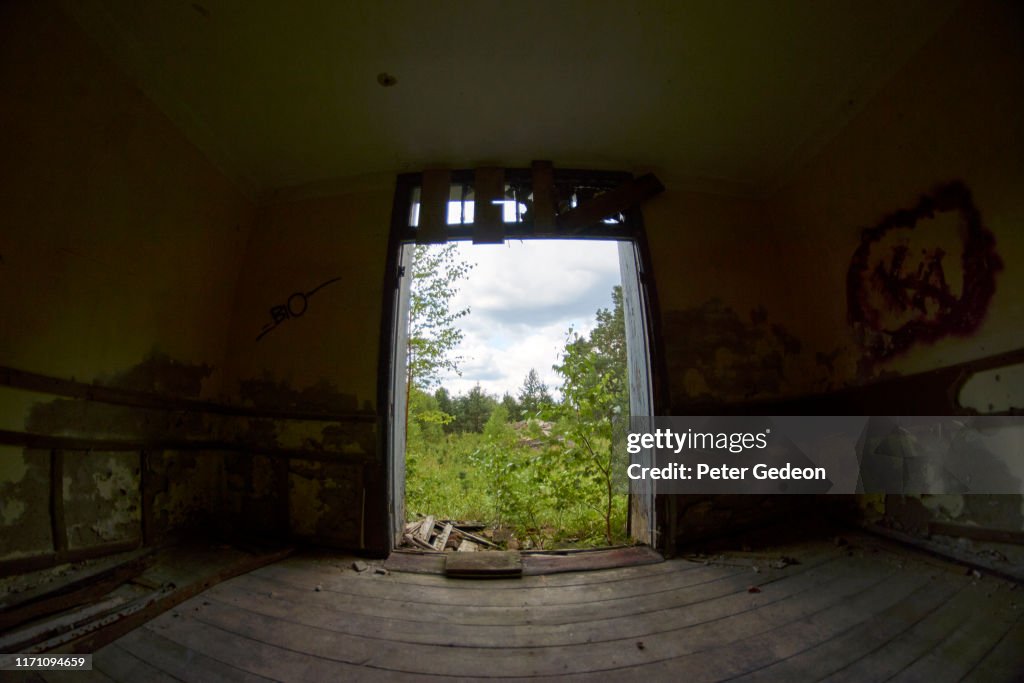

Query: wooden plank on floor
left=45, top=544, right=292, bottom=655
left=886, top=588, right=1022, bottom=682
left=730, top=575, right=963, bottom=681
left=385, top=545, right=665, bottom=578
left=597, top=568, right=927, bottom=681
left=821, top=579, right=1017, bottom=682
left=182, top=561, right=901, bottom=678
left=383, top=551, right=446, bottom=575
left=961, top=614, right=1024, bottom=682
left=200, top=554, right=871, bottom=650
left=249, top=547, right=840, bottom=610
left=142, top=614, right=387, bottom=682
left=522, top=546, right=662, bottom=575
left=377, top=552, right=704, bottom=588
left=86, top=536, right=996, bottom=681
left=38, top=669, right=115, bottom=683
left=0, top=591, right=138, bottom=653
left=112, top=627, right=276, bottom=682
left=91, top=643, right=181, bottom=683
left=245, top=557, right=838, bottom=618
left=0, top=549, right=153, bottom=629
left=445, top=550, right=522, bottom=578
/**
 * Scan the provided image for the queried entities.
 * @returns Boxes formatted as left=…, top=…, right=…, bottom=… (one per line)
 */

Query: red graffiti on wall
left=846, top=182, right=1002, bottom=365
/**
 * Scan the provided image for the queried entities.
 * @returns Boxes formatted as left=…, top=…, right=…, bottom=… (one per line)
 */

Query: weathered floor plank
left=88, top=534, right=1023, bottom=682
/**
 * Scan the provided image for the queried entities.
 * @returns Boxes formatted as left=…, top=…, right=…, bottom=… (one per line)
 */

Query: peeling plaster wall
left=63, top=452, right=141, bottom=549
left=0, top=2, right=253, bottom=565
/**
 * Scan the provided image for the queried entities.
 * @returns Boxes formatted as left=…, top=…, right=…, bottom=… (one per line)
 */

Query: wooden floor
left=36, top=534, right=1024, bottom=681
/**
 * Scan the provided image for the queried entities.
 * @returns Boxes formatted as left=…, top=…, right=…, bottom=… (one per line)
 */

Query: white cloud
left=429, top=240, right=622, bottom=398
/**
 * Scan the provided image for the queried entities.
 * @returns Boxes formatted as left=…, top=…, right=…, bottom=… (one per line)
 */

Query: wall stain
left=64, top=452, right=140, bottom=548
left=662, top=299, right=804, bottom=403
left=847, top=181, right=1002, bottom=371
left=97, top=349, right=212, bottom=398
left=0, top=450, right=52, bottom=560
left=238, top=372, right=358, bottom=414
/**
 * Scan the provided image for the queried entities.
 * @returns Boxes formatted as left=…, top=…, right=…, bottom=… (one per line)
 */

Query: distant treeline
left=414, top=368, right=554, bottom=435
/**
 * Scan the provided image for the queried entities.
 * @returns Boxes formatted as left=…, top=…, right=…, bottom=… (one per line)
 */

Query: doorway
left=380, top=169, right=660, bottom=554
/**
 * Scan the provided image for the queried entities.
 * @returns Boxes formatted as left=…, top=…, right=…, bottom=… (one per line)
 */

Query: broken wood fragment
left=403, top=533, right=436, bottom=551
left=452, top=527, right=500, bottom=549
left=417, top=516, right=435, bottom=543
left=433, top=523, right=453, bottom=551
left=530, top=160, right=556, bottom=233
left=0, top=549, right=153, bottom=632
left=417, top=170, right=451, bottom=244
left=557, top=173, right=664, bottom=231
left=473, top=166, right=505, bottom=244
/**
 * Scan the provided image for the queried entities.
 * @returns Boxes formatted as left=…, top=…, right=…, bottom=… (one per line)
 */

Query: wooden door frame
left=376, top=170, right=671, bottom=553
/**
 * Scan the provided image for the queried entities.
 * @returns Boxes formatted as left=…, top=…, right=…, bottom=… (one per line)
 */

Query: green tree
left=518, top=368, right=553, bottom=418
left=407, top=244, right=473, bottom=391
left=547, top=287, right=629, bottom=544
left=453, top=384, right=498, bottom=433
left=500, top=392, right=522, bottom=422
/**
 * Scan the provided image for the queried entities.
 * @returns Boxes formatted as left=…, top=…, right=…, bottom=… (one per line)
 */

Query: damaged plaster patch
left=147, top=451, right=222, bottom=538
left=662, top=300, right=804, bottom=403
left=0, top=449, right=52, bottom=560
left=920, top=494, right=966, bottom=519
left=289, top=459, right=361, bottom=543
left=97, top=349, right=213, bottom=398
left=0, top=450, right=29, bottom=484
left=25, top=349, right=217, bottom=442
left=289, top=467, right=329, bottom=537
left=64, top=452, right=140, bottom=549
left=238, top=373, right=359, bottom=414
left=2, top=499, right=26, bottom=525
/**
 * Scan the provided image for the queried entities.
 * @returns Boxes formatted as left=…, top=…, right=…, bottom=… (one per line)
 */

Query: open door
left=388, top=243, right=414, bottom=548
left=619, top=241, right=656, bottom=546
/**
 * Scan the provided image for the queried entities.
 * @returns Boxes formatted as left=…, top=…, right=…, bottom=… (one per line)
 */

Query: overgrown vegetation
left=404, top=244, right=630, bottom=548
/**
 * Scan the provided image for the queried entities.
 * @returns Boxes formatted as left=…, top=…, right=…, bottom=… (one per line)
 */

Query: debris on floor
left=684, top=552, right=801, bottom=570
left=402, top=517, right=501, bottom=552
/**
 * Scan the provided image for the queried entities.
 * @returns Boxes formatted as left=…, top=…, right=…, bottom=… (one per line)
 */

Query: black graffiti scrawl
left=846, top=181, right=1002, bottom=366
left=256, top=276, right=342, bottom=341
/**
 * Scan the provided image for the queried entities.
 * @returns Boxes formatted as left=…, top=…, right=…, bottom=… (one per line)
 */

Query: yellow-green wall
left=0, top=1, right=253, bottom=562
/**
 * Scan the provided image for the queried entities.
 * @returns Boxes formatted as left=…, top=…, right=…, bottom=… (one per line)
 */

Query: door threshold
left=385, top=545, right=662, bottom=576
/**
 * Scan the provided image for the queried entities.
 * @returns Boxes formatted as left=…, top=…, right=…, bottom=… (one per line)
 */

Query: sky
left=428, top=239, right=623, bottom=399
